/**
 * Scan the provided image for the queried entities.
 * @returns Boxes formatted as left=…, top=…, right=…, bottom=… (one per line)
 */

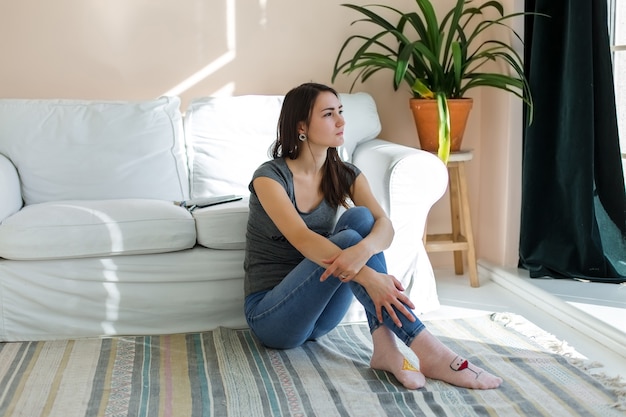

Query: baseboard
left=479, top=260, right=626, bottom=361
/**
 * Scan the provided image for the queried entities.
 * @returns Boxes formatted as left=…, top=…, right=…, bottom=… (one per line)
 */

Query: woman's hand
left=357, top=269, right=416, bottom=327
left=319, top=245, right=369, bottom=282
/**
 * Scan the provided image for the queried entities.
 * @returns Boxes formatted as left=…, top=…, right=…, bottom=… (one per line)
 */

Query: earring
left=298, top=133, right=307, bottom=142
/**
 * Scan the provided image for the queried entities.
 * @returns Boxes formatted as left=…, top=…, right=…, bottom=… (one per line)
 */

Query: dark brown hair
left=272, top=83, right=356, bottom=209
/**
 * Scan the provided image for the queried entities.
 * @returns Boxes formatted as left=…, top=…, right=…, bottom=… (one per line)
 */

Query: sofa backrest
left=184, top=92, right=382, bottom=199
left=0, top=97, right=189, bottom=205
left=0, top=93, right=381, bottom=205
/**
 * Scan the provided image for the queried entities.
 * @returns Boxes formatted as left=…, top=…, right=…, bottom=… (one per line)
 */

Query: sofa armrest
left=352, top=139, right=448, bottom=313
left=0, top=153, right=23, bottom=222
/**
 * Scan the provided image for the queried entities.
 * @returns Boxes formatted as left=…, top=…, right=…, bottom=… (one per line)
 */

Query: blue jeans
left=244, top=206, right=426, bottom=349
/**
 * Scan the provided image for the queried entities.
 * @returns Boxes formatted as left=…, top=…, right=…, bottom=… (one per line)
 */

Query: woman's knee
left=343, top=205, right=373, bottom=218
left=330, top=228, right=363, bottom=249
left=335, top=206, right=375, bottom=237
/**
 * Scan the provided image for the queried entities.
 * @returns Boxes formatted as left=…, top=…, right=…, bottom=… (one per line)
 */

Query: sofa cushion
left=184, top=92, right=381, bottom=199
left=0, top=97, right=189, bottom=205
left=192, top=197, right=249, bottom=250
left=184, top=95, right=283, bottom=199
left=0, top=199, right=196, bottom=260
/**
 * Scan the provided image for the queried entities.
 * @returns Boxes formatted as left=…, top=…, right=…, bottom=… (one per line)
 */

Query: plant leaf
left=412, top=79, right=435, bottom=98
left=436, top=92, right=450, bottom=164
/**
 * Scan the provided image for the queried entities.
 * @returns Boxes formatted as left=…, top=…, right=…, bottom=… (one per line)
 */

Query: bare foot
left=371, top=350, right=426, bottom=389
left=371, top=327, right=426, bottom=390
left=410, top=330, right=503, bottom=390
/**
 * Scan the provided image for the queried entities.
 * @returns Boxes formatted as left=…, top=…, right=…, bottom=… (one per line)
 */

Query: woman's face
left=301, top=91, right=345, bottom=148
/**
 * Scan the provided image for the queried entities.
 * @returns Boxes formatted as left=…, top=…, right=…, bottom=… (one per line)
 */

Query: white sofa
left=0, top=93, right=448, bottom=342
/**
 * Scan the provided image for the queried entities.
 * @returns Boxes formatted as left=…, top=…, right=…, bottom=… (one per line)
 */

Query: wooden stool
left=425, top=151, right=479, bottom=287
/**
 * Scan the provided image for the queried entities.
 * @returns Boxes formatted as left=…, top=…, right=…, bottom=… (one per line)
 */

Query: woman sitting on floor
left=243, top=82, right=502, bottom=390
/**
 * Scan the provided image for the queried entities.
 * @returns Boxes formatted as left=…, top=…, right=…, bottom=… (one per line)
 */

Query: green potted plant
left=332, top=0, right=537, bottom=163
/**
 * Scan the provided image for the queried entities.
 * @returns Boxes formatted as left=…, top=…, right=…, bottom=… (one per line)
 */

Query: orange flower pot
left=409, top=98, right=474, bottom=152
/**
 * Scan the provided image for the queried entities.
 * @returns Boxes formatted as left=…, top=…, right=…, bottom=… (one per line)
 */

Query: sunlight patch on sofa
left=101, top=258, right=120, bottom=335
left=57, top=203, right=126, bottom=254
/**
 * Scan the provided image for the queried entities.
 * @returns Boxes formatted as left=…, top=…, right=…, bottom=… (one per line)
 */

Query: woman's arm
left=319, top=172, right=416, bottom=325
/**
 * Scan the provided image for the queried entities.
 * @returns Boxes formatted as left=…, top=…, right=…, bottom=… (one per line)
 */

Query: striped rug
left=0, top=313, right=624, bottom=417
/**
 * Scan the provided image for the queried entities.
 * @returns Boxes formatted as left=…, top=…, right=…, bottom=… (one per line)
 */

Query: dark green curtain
left=520, top=0, right=626, bottom=282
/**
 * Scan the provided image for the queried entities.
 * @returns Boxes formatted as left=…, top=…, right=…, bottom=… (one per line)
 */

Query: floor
left=424, top=263, right=626, bottom=380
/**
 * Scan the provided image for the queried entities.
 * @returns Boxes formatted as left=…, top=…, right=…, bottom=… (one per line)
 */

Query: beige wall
left=0, top=0, right=522, bottom=268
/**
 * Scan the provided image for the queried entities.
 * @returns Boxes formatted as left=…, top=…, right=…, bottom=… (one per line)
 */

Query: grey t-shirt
left=244, top=157, right=360, bottom=297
